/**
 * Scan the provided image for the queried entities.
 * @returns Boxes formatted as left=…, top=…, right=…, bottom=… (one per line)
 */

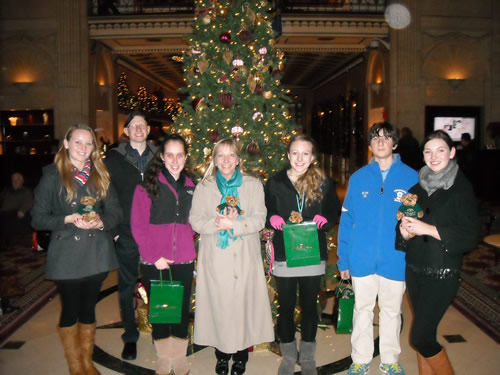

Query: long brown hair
left=142, top=134, right=190, bottom=199
left=288, top=134, right=326, bottom=204
left=55, top=124, right=110, bottom=202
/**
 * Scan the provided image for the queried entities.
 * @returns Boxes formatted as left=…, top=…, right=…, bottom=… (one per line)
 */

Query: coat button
left=71, top=201, right=77, bottom=207
left=56, top=234, right=62, bottom=240
left=74, top=235, right=80, bottom=241
left=89, top=233, right=95, bottom=237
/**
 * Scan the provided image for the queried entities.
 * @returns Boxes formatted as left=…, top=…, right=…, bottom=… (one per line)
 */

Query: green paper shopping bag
left=283, top=221, right=321, bottom=267
left=149, top=268, right=184, bottom=324
left=335, top=279, right=354, bottom=334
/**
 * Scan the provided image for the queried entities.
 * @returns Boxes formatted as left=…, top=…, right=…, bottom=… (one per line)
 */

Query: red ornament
left=219, top=93, right=233, bottom=108
left=219, top=32, right=231, bottom=43
left=246, top=141, right=260, bottom=156
left=238, top=30, right=252, bottom=42
left=208, top=130, right=221, bottom=143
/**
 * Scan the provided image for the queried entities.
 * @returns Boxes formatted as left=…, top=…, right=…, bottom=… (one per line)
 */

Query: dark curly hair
left=142, top=134, right=190, bottom=199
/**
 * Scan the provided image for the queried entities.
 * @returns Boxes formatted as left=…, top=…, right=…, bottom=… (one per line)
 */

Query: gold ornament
left=223, top=50, right=233, bottom=65
left=263, top=91, right=272, bottom=99
left=195, top=98, right=207, bottom=116
left=198, top=58, right=209, bottom=74
left=202, top=15, right=211, bottom=24
left=246, top=4, right=256, bottom=23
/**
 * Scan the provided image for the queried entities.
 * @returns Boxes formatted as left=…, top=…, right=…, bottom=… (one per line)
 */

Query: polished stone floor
left=0, top=271, right=499, bottom=375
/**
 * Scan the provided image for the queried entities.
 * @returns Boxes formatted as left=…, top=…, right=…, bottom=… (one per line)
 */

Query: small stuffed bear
left=216, top=195, right=244, bottom=215
left=289, top=210, right=303, bottom=224
left=78, top=196, right=100, bottom=222
left=397, top=193, right=423, bottom=238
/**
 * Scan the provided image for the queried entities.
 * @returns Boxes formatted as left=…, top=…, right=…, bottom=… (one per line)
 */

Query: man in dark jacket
left=105, top=111, right=157, bottom=360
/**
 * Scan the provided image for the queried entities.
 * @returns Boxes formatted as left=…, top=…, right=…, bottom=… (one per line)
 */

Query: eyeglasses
left=128, top=123, right=148, bottom=130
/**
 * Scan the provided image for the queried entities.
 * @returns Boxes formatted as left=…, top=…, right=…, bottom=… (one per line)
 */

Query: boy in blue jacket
left=337, top=122, right=418, bottom=375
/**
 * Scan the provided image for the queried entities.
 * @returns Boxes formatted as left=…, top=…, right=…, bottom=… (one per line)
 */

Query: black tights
left=406, top=267, right=460, bottom=357
left=56, top=272, right=108, bottom=327
left=275, top=275, right=322, bottom=343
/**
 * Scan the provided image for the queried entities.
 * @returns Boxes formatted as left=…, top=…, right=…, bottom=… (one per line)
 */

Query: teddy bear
left=397, top=193, right=423, bottom=238
left=289, top=210, right=303, bottom=224
left=216, top=195, right=244, bottom=215
left=78, top=196, right=100, bottom=222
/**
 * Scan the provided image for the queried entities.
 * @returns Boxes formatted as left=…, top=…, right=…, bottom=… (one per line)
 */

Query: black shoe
left=121, top=342, right=137, bottom=360
left=215, top=358, right=229, bottom=375
left=231, top=360, right=246, bottom=375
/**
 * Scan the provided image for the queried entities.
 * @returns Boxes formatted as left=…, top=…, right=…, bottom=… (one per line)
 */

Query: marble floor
left=0, top=271, right=498, bottom=375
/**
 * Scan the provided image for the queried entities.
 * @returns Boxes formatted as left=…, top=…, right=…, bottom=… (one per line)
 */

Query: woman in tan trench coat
left=189, top=138, right=274, bottom=375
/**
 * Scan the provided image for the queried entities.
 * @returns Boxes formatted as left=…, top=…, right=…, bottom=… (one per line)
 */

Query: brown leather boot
left=417, top=352, right=434, bottom=375
left=426, top=348, right=455, bottom=375
left=154, top=337, right=173, bottom=375
left=57, top=324, right=84, bottom=375
left=79, top=323, right=101, bottom=375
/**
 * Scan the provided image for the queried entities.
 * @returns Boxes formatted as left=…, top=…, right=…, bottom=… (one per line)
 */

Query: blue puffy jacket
left=337, top=155, right=418, bottom=281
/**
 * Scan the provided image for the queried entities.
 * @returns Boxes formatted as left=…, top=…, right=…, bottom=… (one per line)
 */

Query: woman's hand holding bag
left=312, top=214, right=328, bottom=229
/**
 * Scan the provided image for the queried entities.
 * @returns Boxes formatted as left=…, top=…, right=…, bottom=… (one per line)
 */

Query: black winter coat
left=104, top=143, right=157, bottom=237
left=31, top=164, right=122, bottom=280
left=396, top=171, right=480, bottom=272
left=265, top=168, right=340, bottom=262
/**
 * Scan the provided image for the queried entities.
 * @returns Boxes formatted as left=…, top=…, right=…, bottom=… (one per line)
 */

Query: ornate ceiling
left=89, top=14, right=389, bottom=94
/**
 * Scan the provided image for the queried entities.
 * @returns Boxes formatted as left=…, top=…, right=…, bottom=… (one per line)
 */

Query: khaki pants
left=351, top=275, right=406, bottom=365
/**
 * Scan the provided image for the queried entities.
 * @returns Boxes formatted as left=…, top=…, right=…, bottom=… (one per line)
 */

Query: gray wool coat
left=31, top=164, right=121, bottom=280
left=189, top=175, right=274, bottom=353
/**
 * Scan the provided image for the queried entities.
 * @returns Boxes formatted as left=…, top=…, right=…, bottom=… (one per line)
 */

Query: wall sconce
left=446, top=78, right=465, bottom=90
left=13, top=81, right=33, bottom=92
left=371, top=83, right=382, bottom=95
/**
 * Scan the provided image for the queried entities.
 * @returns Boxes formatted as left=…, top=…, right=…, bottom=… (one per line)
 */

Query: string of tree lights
left=172, top=0, right=298, bottom=180
left=117, top=72, right=182, bottom=118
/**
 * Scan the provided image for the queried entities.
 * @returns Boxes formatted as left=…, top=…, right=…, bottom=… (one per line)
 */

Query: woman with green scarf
left=189, top=138, right=274, bottom=375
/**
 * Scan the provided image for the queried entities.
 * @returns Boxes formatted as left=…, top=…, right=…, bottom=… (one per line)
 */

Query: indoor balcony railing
left=88, top=0, right=386, bottom=17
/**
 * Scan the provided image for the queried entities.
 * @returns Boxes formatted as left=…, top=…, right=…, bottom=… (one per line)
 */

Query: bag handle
left=336, top=278, right=353, bottom=296
left=159, top=268, right=174, bottom=283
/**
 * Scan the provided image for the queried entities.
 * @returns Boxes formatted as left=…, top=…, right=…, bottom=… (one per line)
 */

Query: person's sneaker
left=347, top=363, right=370, bottom=375
left=379, top=362, right=406, bottom=374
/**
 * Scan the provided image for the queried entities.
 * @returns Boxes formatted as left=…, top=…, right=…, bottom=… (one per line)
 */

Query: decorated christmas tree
left=173, top=0, right=298, bottom=180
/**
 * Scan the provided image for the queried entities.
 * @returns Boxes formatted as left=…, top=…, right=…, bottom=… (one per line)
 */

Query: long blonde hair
left=55, top=124, right=110, bottom=202
left=288, top=134, right=326, bottom=204
left=201, top=138, right=245, bottom=184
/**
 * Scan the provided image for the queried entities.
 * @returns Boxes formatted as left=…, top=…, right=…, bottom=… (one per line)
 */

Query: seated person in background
left=0, top=172, right=33, bottom=250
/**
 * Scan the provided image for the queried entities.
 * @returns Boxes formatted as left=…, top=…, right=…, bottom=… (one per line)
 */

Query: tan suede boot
left=57, top=324, right=84, bottom=375
left=417, top=352, right=434, bottom=375
left=154, top=337, right=173, bottom=375
left=171, top=337, right=190, bottom=375
left=78, top=323, right=101, bottom=375
left=426, top=348, right=455, bottom=375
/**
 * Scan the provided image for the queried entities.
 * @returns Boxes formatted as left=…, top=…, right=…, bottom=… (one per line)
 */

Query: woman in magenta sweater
left=131, top=134, right=196, bottom=375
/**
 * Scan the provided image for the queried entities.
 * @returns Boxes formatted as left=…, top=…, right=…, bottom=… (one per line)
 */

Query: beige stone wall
left=390, top=0, right=500, bottom=146
left=0, top=0, right=90, bottom=141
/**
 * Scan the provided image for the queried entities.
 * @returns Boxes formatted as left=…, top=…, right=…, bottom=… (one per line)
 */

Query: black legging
left=406, top=266, right=460, bottom=357
left=56, top=272, right=108, bottom=327
left=275, top=275, right=322, bottom=343
left=141, top=262, right=194, bottom=340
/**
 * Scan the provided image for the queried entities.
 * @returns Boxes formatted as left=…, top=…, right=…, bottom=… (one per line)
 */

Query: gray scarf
left=419, top=159, right=458, bottom=196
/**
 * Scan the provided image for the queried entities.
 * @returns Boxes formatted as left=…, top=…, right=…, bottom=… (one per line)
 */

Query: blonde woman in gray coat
left=189, top=138, right=274, bottom=375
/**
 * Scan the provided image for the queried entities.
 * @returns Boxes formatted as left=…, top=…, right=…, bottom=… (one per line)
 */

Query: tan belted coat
left=189, top=175, right=274, bottom=353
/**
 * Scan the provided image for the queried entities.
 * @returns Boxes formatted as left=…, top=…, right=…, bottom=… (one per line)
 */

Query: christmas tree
left=173, top=0, right=298, bottom=180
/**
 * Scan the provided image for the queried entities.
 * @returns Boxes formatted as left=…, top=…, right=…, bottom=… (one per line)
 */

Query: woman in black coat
left=32, top=124, right=121, bottom=375
left=265, top=134, right=339, bottom=375
left=397, top=130, right=480, bottom=375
